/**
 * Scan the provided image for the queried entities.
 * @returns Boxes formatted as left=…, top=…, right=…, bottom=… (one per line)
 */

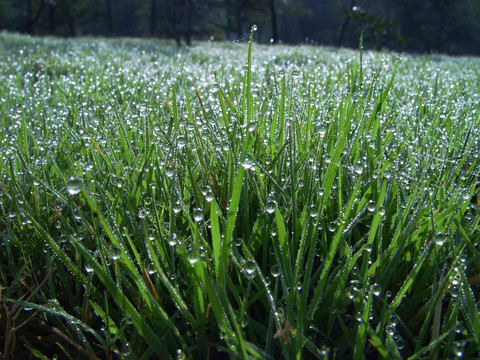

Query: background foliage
left=1, top=0, right=480, bottom=54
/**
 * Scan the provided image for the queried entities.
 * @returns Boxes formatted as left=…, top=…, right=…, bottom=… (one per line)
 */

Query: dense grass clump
left=0, top=30, right=479, bottom=359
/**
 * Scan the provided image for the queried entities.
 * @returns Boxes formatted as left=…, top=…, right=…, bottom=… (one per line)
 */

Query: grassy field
left=0, top=30, right=479, bottom=359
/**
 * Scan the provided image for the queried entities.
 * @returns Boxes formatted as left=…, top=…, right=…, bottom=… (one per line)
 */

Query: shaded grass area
left=1, top=31, right=480, bottom=359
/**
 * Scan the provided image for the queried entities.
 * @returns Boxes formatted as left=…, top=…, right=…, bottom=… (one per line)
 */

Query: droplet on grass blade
left=168, top=233, right=178, bottom=246
left=354, top=162, right=364, bottom=175
left=205, top=190, right=214, bottom=202
left=176, top=349, right=186, bottom=360
left=244, top=259, right=256, bottom=276
left=265, top=200, right=276, bottom=214
left=186, top=247, right=199, bottom=264
left=66, top=176, right=83, bottom=195
left=241, top=154, right=254, bottom=170
left=110, top=246, right=122, bottom=261
left=193, top=208, right=204, bottom=222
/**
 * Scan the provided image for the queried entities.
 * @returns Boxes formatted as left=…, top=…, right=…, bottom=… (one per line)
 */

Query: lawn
left=0, top=30, right=479, bottom=359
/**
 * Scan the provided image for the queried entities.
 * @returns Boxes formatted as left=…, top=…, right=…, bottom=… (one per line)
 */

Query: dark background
left=1, top=0, right=479, bottom=55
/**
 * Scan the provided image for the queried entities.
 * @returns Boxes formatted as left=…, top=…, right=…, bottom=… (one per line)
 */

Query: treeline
left=1, top=0, right=479, bottom=55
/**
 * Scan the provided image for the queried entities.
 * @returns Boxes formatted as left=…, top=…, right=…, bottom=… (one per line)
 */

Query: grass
left=0, top=30, right=479, bottom=359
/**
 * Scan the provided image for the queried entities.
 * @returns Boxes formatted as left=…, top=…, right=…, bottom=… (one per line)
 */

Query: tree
left=105, top=0, right=113, bottom=35
left=269, top=0, right=278, bottom=43
left=150, top=0, right=157, bottom=36
left=24, top=0, right=46, bottom=33
left=338, top=0, right=357, bottom=47
left=184, top=0, right=194, bottom=46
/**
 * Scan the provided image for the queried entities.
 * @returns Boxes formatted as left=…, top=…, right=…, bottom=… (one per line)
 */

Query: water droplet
left=265, top=200, right=276, bottom=214
left=354, top=162, right=364, bottom=175
left=271, top=264, right=281, bottom=277
left=110, top=246, right=122, bottom=261
left=372, top=283, right=382, bottom=296
left=434, top=232, right=449, bottom=246
left=251, top=24, right=258, bottom=32
left=177, top=136, right=186, bottom=148
left=364, top=243, right=373, bottom=253
left=85, top=263, right=94, bottom=273
left=176, top=349, right=186, bottom=360
left=205, top=190, right=214, bottom=202
left=193, top=208, right=204, bottom=222
left=347, top=286, right=359, bottom=299
left=378, top=205, right=385, bottom=216
left=121, top=343, right=131, bottom=357
left=453, top=341, right=466, bottom=357
left=396, top=337, right=405, bottom=350
left=320, top=345, right=330, bottom=356
left=327, top=221, right=336, bottom=232
left=247, top=122, right=256, bottom=132
left=165, top=165, right=175, bottom=178
left=241, top=154, right=254, bottom=170
left=367, top=200, right=376, bottom=212
left=168, top=233, right=178, bottom=246
left=147, top=263, right=156, bottom=274
left=66, top=176, right=83, bottom=195
left=186, top=247, right=199, bottom=264
left=173, top=202, right=182, bottom=213
left=244, top=259, right=256, bottom=276
left=310, top=205, right=318, bottom=218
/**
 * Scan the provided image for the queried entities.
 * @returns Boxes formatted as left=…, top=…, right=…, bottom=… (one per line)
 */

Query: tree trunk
left=235, top=0, right=242, bottom=39
left=48, top=2, right=55, bottom=33
left=65, top=1, right=75, bottom=36
left=105, top=0, right=113, bottom=36
left=25, top=0, right=46, bottom=33
left=184, top=0, right=193, bottom=46
left=269, top=0, right=278, bottom=43
left=338, top=0, right=356, bottom=47
left=150, top=0, right=157, bottom=36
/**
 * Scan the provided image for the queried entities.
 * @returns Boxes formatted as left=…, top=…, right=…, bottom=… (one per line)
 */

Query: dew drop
left=168, top=233, right=178, bottom=246
left=244, top=259, right=256, bottom=276
left=372, top=283, right=382, bottom=296
left=265, top=200, right=276, bottom=214
left=186, top=248, right=199, bottom=266
left=85, top=263, right=94, bottom=273
left=173, top=202, right=182, bottom=213
left=147, top=263, right=156, bottom=274
left=110, top=246, right=122, bottom=261
left=205, top=190, right=214, bottom=202
left=176, top=349, right=186, bottom=360
left=66, top=176, right=83, bottom=195
left=367, top=200, right=376, bottom=212
left=354, top=162, right=364, bottom=175
left=251, top=24, right=258, bottom=31
left=310, top=205, right=319, bottom=218
left=241, top=154, right=254, bottom=170
left=320, top=345, right=330, bottom=356
left=165, top=165, right=175, bottom=178
left=434, top=232, right=449, bottom=246
left=177, top=136, right=186, bottom=148
left=271, top=264, right=281, bottom=278
left=453, top=341, right=466, bottom=357
left=193, top=208, right=204, bottom=222
left=327, top=221, right=336, bottom=232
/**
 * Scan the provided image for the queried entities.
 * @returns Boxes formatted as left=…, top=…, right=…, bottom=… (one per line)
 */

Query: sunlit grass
left=0, top=30, right=479, bottom=359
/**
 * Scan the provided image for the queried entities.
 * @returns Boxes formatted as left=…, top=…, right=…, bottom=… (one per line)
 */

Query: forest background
left=1, top=0, right=480, bottom=55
